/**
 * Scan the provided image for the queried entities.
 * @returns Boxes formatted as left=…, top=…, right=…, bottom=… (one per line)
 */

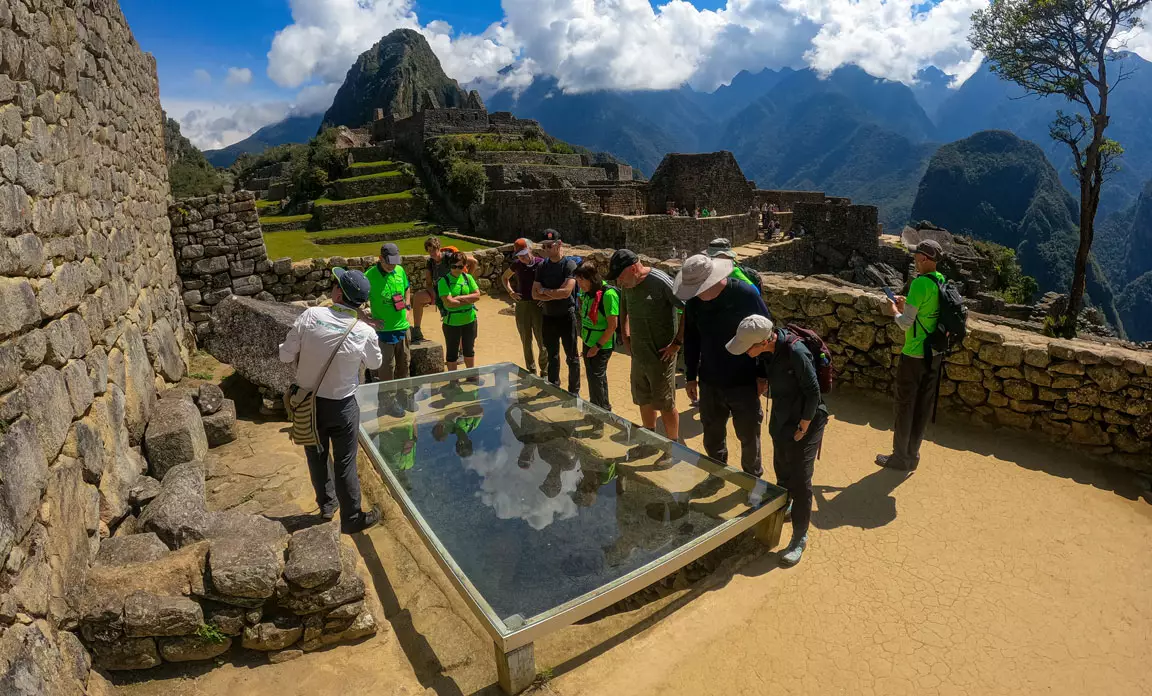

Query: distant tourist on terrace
left=574, top=261, right=619, bottom=411
left=278, top=268, right=382, bottom=534
left=502, top=238, right=549, bottom=376
left=437, top=250, right=482, bottom=372
left=676, top=254, right=771, bottom=476
left=410, top=236, right=447, bottom=342
left=533, top=230, right=582, bottom=394
left=364, top=242, right=411, bottom=388
left=607, top=249, right=683, bottom=445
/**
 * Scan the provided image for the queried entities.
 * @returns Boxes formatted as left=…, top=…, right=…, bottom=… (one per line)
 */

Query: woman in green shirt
left=574, top=262, right=619, bottom=410
left=437, top=251, right=481, bottom=371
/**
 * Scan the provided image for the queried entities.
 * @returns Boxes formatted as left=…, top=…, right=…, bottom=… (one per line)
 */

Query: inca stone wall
left=463, top=151, right=584, bottom=167
left=311, top=196, right=426, bottom=230
left=761, top=275, right=1152, bottom=472
left=0, top=0, right=191, bottom=691
left=484, top=163, right=608, bottom=190
left=585, top=212, right=759, bottom=260
left=168, top=192, right=273, bottom=339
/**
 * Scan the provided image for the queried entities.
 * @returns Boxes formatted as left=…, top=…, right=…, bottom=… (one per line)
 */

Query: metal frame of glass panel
left=356, top=363, right=788, bottom=656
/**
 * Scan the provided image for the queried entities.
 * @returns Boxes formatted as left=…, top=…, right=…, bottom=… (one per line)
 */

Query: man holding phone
left=364, top=242, right=412, bottom=384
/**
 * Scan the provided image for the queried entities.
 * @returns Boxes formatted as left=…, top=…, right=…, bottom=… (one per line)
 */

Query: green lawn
left=263, top=225, right=489, bottom=262
left=254, top=199, right=279, bottom=208
left=334, top=170, right=404, bottom=183
left=260, top=213, right=312, bottom=224
left=348, top=160, right=394, bottom=169
left=314, top=191, right=415, bottom=206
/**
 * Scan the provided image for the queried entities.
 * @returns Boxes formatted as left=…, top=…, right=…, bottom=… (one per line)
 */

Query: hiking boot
left=410, top=326, right=425, bottom=343
left=320, top=507, right=337, bottom=521
left=779, top=534, right=807, bottom=567
left=341, top=505, right=382, bottom=535
left=875, top=454, right=913, bottom=471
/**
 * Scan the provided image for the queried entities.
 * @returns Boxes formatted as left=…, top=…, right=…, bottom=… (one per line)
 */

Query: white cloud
left=164, top=99, right=294, bottom=150
left=225, top=67, right=253, bottom=86
left=193, top=68, right=212, bottom=84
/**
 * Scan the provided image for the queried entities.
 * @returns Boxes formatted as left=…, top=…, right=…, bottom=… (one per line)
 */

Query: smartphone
left=882, top=287, right=897, bottom=302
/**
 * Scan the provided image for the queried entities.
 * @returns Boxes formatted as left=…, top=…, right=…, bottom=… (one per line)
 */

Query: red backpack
left=784, top=323, right=834, bottom=393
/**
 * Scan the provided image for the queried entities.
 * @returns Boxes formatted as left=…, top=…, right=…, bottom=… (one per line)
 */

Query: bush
left=550, top=141, right=576, bottom=155
left=169, top=161, right=226, bottom=198
left=447, top=159, right=487, bottom=209
left=972, top=239, right=1040, bottom=304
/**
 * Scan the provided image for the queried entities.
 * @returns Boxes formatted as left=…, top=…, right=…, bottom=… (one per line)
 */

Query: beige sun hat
left=673, top=254, right=734, bottom=300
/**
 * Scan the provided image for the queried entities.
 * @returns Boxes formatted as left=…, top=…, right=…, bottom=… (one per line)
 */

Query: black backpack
left=918, top=274, right=968, bottom=354
left=784, top=324, right=834, bottom=393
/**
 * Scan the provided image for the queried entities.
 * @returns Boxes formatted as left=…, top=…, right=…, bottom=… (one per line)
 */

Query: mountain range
left=204, top=113, right=322, bottom=168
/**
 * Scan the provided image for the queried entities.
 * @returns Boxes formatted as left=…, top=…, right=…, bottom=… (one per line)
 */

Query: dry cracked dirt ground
left=115, top=297, right=1152, bottom=696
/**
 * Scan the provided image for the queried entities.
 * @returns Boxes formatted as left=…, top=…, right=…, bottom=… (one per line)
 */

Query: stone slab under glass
left=356, top=363, right=787, bottom=648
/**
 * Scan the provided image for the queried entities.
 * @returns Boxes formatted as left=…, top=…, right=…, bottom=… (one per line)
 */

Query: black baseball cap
left=539, top=229, right=562, bottom=244
left=380, top=242, right=402, bottom=265
left=915, top=239, right=943, bottom=261
left=606, top=249, right=639, bottom=281
left=332, top=267, right=371, bottom=306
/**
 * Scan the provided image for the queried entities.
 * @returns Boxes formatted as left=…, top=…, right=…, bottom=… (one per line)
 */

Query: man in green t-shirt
left=364, top=243, right=412, bottom=383
left=877, top=239, right=946, bottom=472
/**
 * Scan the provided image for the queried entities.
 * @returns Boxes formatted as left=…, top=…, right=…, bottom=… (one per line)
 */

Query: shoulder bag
left=284, top=317, right=358, bottom=447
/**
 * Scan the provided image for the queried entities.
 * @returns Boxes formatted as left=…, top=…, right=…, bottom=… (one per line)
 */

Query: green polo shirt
left=729, top=266, right=752, bottom=286
left=453, top=415, right=482, bottom=435
left=437, top=273, right=479, bottom=326
left=578, top=284, right=620, bottom=350
left=364, top=264, right=410, bottom=332
left=377, top=418, right=416, bottom=471
left=903, top=271, right=945, bottom=358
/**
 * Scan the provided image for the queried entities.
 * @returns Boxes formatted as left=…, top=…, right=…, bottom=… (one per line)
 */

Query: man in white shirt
left=279, top=268, right=383, bottom=534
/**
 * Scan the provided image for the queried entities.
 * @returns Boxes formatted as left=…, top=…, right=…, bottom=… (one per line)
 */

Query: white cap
left=725, top=315, right=775, bottom=355
left=516, top=247, right=532, bottom=258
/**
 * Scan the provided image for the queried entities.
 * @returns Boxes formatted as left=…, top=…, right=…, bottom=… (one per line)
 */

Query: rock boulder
left=283, top=522, right=341, bottom=590
left=95, top=533, right=170, bottom=567
left=202, top=398, right=237, bottom=447
left=137, top=462, right=209, bottom=549
left=196, top=383, right=225, bottom=415
left=158, top=635, right=233, bottom=662
left=208, top=536, right=286, bottom=600
left=143, top=396, right=208, bottom=480
left=207, top=296, right=303, bottom=395
left=123, top=591, right=204, bottom=637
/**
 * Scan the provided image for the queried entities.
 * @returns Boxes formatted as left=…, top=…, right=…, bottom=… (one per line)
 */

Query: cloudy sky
left=120, top=0, right=1152, bottom=152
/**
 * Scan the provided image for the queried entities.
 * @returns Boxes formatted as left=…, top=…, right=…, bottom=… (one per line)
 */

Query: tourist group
left=276, top=231, right=954, bottom=567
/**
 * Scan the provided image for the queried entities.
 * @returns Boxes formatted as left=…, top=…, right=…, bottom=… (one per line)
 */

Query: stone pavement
left=119, top=297, right=1152, bottom=696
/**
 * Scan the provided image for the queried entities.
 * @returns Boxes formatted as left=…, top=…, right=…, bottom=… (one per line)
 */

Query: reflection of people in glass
left=375, top=413, right=417, bottom=472
left=538, top=440, right=579, bottom=498
left=433, top=409, right=483, bottom=458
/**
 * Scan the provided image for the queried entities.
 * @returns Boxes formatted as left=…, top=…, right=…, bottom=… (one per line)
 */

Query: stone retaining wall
left=585, top=213, right=759, bottom=260
left=464, top=151, right=584, bottom=167
left=311, top=197, right=426, bottom=230
left=332, top=173, right=413, bottom=200
left=760, top=275, right=1152, bottom=472
left=0, top=1, right=194, bottom=691
left=346, top=145, right=393, bottom=163
left=168, top=192, right=273, bottom=339
left=261, top=219, right=311, bottom=233
left=313, top=225, right=441, bottom=246
left=485, top=164, right=608, bottom=190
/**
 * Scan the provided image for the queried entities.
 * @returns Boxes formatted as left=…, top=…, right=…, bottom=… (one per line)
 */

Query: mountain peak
left=322, top=28, right=475, bottom=129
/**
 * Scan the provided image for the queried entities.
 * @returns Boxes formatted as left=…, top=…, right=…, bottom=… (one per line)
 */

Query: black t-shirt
left=427, top=257, right=449, bottom=292
left=535, top=257, right=577, bottom=316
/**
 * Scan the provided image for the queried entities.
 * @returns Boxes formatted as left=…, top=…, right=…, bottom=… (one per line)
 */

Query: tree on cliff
left=971, top=0, right=1151, bottom=337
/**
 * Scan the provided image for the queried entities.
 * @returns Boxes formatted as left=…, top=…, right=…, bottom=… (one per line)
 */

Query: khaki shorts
left=630, top=357, right=677, bottom=411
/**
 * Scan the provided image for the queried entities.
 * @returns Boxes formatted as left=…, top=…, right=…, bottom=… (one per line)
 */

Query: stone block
left=208, top=536, right=285, bottom=600
left=22, top=364, right=73, bottom=461
left=1002, top=380, right=1034, bottom=402
left=202, top=398, right=237, bottom=447
left=242, top=615, right=303, bottom=651
left=124, top=591, right=204, bottom=637
left=410, top=340, right=445, bottom=376
left=838, top=323, right=875, bottom=351
left=1068, top=421, right=1110, bottom=446
left=145, top=318, right=186, bottom=383
left=284, top=522, right=341, bottom=590
left=957, top=382, right=986, bottom=406
left=0, top=418, right=49, bottom=560
left=207, top=296, right=302, bottom=395
left=1067, top=385, right=1101, bottom=407
left=117, top=325, right=158, bottom=446
left=192, top=255, right=228, bottom=275
left=63, top=419, right=104, bottom=484
left=96, top=533, right=170, bottom=567
left=137, top=462, right=209, bottom=549
left=62, top=359, right=95, bottom=418
left=945, top=363, right=982, bottom=382
left=1086, top=364, right=1129, bottom=393
left=196, top=383, right=224, bottom=415
left=90, top=637, right=160, bottom=671
left=129, top=476, right=162, bottom=509
left=143, top=397, right=208, bottom=480
left=0, top=622, right=92, bottom=695
left=278, top=545, right=365, bottom=615
left=978, top=343, right=1023, bottom=367
left=41, top=456, right=98, bottom=624
left=1050, top=361, right=1085, bottom=376
left=1023, top=365, right=1052, bottom=387
left=994, top=409, right=1033, bottom=430
left=158, top=634, right=233, bottom=662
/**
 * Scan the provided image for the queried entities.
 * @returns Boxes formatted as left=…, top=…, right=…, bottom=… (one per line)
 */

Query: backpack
left=737, top=263, right=763, bottom=291
left=784, top=323, right=834, bottom=393
left=917, top=274, right=968, bottom=354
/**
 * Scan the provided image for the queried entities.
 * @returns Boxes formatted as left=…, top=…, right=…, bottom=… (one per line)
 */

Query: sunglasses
left=451, top=263, right=466, bottom=269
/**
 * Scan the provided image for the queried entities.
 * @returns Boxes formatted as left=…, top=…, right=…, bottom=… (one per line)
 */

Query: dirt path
left=120, top=297, right=1152, bottom=696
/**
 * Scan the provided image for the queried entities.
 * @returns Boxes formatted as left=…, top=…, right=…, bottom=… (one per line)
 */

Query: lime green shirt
left=453, top=415, right=482, bottom=435
left=364, top=264, right=410, bottom=332
left=579, top=285, right=620, bottom=350
left=729, top=266, right=752, bottom=286
left=903, top=271, right=945, bottom=357
left=377, top=418, right=416, bottom=471
left=437, top=273, right=479, bottom=326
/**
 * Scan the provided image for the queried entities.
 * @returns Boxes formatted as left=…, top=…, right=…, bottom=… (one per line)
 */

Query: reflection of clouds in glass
left=464, top=424, right=583, bottom=531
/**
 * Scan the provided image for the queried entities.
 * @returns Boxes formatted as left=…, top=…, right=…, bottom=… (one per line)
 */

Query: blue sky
left=124, top=0, right=1075, bottom=151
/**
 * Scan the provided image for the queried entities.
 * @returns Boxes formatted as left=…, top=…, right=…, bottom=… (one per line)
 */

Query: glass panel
left=358, top=364, right=783, bottom=635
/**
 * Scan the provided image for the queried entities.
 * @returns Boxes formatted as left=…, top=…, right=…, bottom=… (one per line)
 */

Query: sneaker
left=320, top=507, right=337, bottom=521
left=341, top=505, right=382, bottom=535
left=410, top=326, right=425, bottom=343
left=779, top=535, right=807, bottom=567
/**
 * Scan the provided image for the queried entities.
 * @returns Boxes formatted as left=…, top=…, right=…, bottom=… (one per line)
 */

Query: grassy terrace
left=314, top=191, right=414, bottom=206
left=333, top=170, right=404, bottom=183
left=259, top=213, right=312, bottom=224
left=348, top=160, right=394, bottom=169
left=254, top=199, right=279, bottom=209
left=263, top=222, right=487, bottom=262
